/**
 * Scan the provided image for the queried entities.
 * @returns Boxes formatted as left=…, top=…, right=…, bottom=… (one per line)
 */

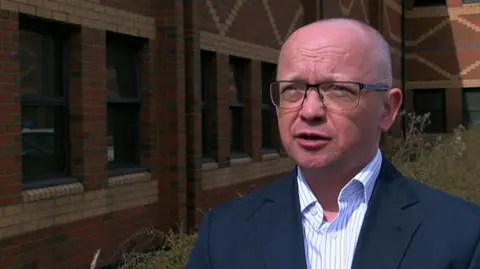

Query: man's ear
left=380, top=88, right=403, bottom=132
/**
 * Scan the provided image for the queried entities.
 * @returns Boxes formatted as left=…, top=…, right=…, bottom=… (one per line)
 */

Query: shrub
left=117, top=227, right=197, bottom=269
left=94, top=112, right=480, bottom=268
left=384, top=112, right=480, bottom=205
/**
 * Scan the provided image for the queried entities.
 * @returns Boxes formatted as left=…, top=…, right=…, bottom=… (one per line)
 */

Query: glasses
left=270, top=81, right=390, bottom=111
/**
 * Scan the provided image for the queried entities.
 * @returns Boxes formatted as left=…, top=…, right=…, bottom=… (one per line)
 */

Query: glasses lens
left=270, top=81, right=361, bottom=110
left=270, top=82, right=305, bottom=108
left=321, top=82, right=361, bottom=110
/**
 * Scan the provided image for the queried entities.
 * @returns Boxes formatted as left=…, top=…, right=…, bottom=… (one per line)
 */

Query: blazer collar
left=251, top=169, right=307, bottom=269
left=351, top=157, right=421, bottom=269
left=253, top=155, right=421, bottom=269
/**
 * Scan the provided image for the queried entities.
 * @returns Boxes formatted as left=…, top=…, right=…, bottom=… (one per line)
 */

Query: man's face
left=276, top=23, right=401, bottom=170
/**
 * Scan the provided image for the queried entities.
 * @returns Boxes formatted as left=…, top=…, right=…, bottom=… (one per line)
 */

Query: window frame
left=200, top=50, right=215, bottom=163
left=19, top=15, right=72, bottom=189
left=228, top=56, right=248, bottom=158
left=413, top=88, right=446, bottom=134
left=261, top=62, right=277, bottom=153
left=462, top=88, right=480, bottom=127
left=105, top=32, right=144, bottom=176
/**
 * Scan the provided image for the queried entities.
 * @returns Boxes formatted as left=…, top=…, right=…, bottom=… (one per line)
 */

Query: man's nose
left=298, top=90, right=326, bottom=121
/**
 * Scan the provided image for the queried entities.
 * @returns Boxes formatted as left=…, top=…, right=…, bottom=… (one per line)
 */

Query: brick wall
left=404, top=2, right=480, bottom=132
left=0, top=0, right=167, bottom=268
left=0, top=0, right=312, bottom=268
left=321, top=1, right=480, bottom=132
left=193, top=0, right=308, bottom=226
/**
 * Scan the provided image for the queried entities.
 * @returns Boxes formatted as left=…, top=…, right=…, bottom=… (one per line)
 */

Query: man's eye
left=282, top=85, right=298, bottom=92
left=331, top=85, right=356, bottom=94
left=333, top=86, right=348, bottom=91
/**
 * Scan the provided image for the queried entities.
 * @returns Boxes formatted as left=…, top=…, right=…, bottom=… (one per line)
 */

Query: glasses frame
left=269, top=80, right=390, bottom=111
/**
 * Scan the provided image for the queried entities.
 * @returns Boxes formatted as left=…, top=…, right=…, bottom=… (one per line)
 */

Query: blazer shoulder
left=406, top=177, right=480, bottom=219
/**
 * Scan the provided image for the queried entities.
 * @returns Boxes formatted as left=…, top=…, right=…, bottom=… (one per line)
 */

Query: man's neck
left=299, top=149, right=379, bottom=213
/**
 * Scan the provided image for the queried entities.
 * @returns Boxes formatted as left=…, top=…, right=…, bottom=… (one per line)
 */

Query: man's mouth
left=294, top=132, right=331, bottom=150
left=296, top=132, right=331, bottom=141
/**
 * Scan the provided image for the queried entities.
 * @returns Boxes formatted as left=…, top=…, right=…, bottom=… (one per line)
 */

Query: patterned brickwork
left=190, top=0, right=310, bottom=227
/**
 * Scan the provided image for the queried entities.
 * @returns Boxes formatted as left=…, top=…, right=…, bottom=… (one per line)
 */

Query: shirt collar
left=297, top=149, right=383, bottom=213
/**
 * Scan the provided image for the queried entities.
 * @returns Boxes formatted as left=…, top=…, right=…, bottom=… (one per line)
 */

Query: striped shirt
left=297, top=149, right=382, bottom=269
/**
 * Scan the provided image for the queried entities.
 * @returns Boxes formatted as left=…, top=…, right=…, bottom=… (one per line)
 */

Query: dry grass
left=116, top=228, right=197, bottom=269
left=92, top=112, right=480, bottom=268
left=384, top=112, right=480, bottom=204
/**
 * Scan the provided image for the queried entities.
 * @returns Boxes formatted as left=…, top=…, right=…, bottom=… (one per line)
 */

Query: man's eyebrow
left=277, top=73, right=302, bottom=81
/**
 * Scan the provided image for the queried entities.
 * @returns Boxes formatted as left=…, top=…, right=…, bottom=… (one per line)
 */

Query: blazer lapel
left=253, top=170, right=307, bottom=269
left=351, top=158, right=422, bottom=269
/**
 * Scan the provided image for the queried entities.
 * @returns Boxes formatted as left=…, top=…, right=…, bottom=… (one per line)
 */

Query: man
left=187, top=18, right=480, bottom=269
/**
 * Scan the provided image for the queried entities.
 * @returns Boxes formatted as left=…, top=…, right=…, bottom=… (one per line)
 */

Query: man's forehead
left=284, top=23, right=365, bottom=53
left=279, top=34, right=359, bottom=69
left=277, top=24, right=372, bottom=82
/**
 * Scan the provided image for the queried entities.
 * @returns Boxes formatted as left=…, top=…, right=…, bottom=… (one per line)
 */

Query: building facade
left=0, top=0, right=314, bottom=268
left=323, top=0, right=480, bottom=134
left=403, top=0, right=480, bottom=133
left=0, top=0, right=478, bottom=268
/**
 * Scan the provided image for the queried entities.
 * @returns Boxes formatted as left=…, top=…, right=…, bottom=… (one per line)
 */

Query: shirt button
left=311, top=209, right=317, bottom=215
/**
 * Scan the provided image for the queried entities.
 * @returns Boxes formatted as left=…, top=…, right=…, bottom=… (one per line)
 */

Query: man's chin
left=293, top=154, right=333, bottom=169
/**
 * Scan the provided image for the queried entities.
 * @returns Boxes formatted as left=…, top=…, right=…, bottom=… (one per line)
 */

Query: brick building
left=0, top=0, right=478, bottom=268
left=0, top=0, right=314, bottom=268
left=323, top=0, right=480, bottom=134
left=403, top=0, right=480, bottom=133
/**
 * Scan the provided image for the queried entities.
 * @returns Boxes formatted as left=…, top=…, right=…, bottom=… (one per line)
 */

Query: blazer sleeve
left=186, top=210, right=214, bottom=269
left=468, top=237, right=480, bottom=269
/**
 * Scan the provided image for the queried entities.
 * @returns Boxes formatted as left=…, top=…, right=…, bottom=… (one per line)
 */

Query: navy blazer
left=187, top=157, right=480, bottom=269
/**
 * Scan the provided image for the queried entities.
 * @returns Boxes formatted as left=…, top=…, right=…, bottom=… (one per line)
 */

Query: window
left=201, top=50, right=215, bottom=160
left=413, top=89, right=446, bottom=133
left=228, top=56, right=248, bottom=156
left=106, top=32, right=143, bottom=171
left=261, top=62, right=277, bottom=151
left=413, top=0, right=445, bottom=6
left=462, top=88, right=480, bottom=127
left=20, top=16, right=70, bottom=184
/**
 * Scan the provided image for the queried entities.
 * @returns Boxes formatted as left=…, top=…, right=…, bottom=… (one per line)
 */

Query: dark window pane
left=202, top=105, right=210, bottom=158
left=228, top=56, right=246, bottom=104
left=423, top=111, right=446, bottom=133
left=201, top=51, right=215, bottom=103
left=413, top=89, right=445, bottom=133
left=463, top=89, right=480, bottom=111
left=106, top=40, right=139, bottom=98
left=229, top=56, right=248, bottom=155
left=261, top=63, right=276, bottom=105
left=262, top=107, right=274, bottom=149
left=107, top=104, right=140, bottom=167
left=20, top=29, right=63, bottom=97
left=463, top=110, right=480, bottom=126
left=414, top=89, right=445, bottom=111
left=201, top=51, right=215, bottom=159
left=230, top=106, right=244, bottom=153
left=22, top=106, right=67, bottom=181
left=462, top=89, right=480, bottom=126
left=414, top=0, right=445, bottom=6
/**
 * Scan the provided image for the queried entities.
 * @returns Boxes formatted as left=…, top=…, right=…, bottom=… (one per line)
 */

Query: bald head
left=279, top=18, right=392, bottom=87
